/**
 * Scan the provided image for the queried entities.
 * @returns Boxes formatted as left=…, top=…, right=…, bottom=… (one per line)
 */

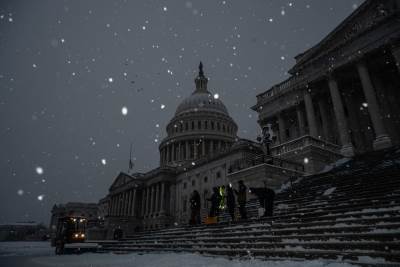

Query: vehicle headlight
left=74, top=233, right=79, bottom=238
left=81, top=234, right=85, bottom=238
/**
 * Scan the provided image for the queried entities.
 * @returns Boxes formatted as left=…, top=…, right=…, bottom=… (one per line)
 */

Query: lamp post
left=257, top=124, right=274, bottom=156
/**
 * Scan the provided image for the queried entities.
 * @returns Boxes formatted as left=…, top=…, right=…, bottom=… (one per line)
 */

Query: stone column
left=122, top=193, right=126, bottom=216
left=128, top=190, right=133, bottom=216
left=150, top=185, right=155, bottom=215
left=115, top=195, right=119, bottom=216
left=114, top=196, right=118, bottom=216
left=304, top=91, right=318, bottom=138
left=277, top=113, right=286, bottom=143
left=193, top=140, right=198, bottom=159
left=178, top=142, right=181, bottom=161
left=132, top=189, right=137, bottom=217
left=356, top=60, right=392, bottom=150
left=167, top=145, right=171, bottom=163
left=185, top=141, right=190, bottom=160
left=125, top=191, right=130, bottom=216
left=155, top=183, right=160, bottom=214
left=392, top=44, right=400, bottom=73
left=318, top=98, right=331, bottom=141
left=141, top=189, right=146, bottom=217
left=116, top=194, right=120, bottom=216
left=145, top=187, right=150, bottom=216
left=202, top=140, right=206, bottom=156
left=328, top=75, right=355, bottom=157
left=160, top=182, right=165, bottom=213
left=296, top=105, right=306, bottom=137
left=110, top=197, right=114, bottom=216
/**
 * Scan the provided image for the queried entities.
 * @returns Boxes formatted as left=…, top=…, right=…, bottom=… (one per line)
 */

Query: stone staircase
left=98, top=147, right=400, bottom=266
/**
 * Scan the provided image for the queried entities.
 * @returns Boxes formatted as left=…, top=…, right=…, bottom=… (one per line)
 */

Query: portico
left=253, top=0, right=400, bottom=172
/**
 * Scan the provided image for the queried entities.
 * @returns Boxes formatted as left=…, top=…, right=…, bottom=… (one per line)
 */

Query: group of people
left=189, top=180, right=275, bottom=225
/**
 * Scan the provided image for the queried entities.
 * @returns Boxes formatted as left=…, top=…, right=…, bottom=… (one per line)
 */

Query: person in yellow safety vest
left=219, top=185, right=226, bottom=210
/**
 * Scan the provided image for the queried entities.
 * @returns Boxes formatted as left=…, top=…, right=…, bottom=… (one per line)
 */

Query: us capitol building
left=92, top=0, right=400, bottom=238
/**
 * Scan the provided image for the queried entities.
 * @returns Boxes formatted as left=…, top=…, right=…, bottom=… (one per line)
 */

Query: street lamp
left=257, top=124, right=274, bottom=156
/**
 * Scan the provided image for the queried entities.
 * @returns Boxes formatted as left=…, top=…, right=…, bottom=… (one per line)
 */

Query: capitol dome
left=159, top=62, right=238, bottom=166
left=175, top=92, right=229, bottom=116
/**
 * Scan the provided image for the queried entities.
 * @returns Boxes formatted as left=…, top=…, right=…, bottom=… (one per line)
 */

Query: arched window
left=185, top=122, right=189, bottom=131
left=198, top=121, right=201, bottom=130
left=211, top=122, right=215, bottom=130
left=217, top=122, right=221, bottom=130
left=205, top=121, right=208, bottom=129
left=191, top=121, right=195, bottom=130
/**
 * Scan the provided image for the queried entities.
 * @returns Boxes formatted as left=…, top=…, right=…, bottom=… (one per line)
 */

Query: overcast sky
left=0, top=0, right=364, bottom=224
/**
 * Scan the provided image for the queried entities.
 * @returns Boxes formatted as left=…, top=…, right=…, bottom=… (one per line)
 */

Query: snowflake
left=161, top=104, right=166, bottom=109
left=121, top=106, right=128, bottom=116
left=37, top=195, right=45, bottom=201
left=36, top=166, right=44, bottom=175
left=101, top=159, right=107, bottom=165
left=163, top=6, right=168, bottom=11
left=108, top=77, right=114, bottom=83
left=17, top=189, right=24, bottom=196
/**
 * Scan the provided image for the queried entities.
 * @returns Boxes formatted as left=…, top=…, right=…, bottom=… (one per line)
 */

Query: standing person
left=226, top=184, right=236, bottom=222
left=207, top=187, right=221, bottom=217
left=189, top=190, right=201, bottom=225
left=234, top=180, right=247, bottom=220
left=219, top=185, right=227, bottom=210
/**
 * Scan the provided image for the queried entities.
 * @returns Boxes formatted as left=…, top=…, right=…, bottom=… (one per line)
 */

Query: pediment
left=291, top=0, right=396, bottom=72
left=109, top=172, right=134, bottom=191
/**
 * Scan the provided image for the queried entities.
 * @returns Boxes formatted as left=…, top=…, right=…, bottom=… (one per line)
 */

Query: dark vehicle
left=53, top=216, right=95, bottom=254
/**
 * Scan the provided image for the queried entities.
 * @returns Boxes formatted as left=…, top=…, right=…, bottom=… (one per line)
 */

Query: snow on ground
left=0, top=242, right=359, bottom=267
left=32, top=252, right=358, bottom=267
left=0, top=241, right=52, bottom=257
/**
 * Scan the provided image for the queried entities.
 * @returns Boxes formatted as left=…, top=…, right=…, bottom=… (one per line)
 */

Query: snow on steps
left=98, top=147, right=400, bottom=265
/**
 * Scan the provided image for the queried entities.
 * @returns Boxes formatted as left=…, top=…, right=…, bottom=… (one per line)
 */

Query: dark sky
left=0, top=0, right=364, bottom=224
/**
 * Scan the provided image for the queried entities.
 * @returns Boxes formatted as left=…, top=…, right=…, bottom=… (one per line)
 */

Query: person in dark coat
left=189, top=190, right=201, bottom=225
left=234, top=180, right=247, bottom=220
left=226, top=184, right=236, bottom=221
left=250, top=183, right=275, bottom=217
left=207, top=187, right=221, bottom=217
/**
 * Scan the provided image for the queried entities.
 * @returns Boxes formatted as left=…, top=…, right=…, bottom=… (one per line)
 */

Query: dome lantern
left=194, top=61, right=209, bottom=94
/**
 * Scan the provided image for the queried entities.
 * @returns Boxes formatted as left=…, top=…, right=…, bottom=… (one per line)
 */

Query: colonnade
left=108, top=188, right=137, bottom=217
left=266, top=50, right=399, bottom=157
left=141, top=182, right=167, bottom=217
left=160, top=139, right=229, bottom=165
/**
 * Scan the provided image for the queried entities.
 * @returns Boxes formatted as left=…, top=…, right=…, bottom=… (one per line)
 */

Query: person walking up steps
left=234, top=180, right=247, bottom=220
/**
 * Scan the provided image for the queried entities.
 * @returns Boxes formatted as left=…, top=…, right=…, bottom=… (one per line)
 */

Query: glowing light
left=35, top=166, right=44, bottom=175
left=213, top=93, right=219, bottom=99
left=37, top=195, right=44, bottom=201
left=121, top=106, right=128, bottom=116
left=101, top=159, right=107, bottom=165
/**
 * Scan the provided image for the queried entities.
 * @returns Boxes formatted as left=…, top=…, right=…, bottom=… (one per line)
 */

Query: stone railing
left=227, top=153, right=305, bottom=174
left=255, top=74, right=308, bottom=106
left=271, top=135, right=340, bottom=156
